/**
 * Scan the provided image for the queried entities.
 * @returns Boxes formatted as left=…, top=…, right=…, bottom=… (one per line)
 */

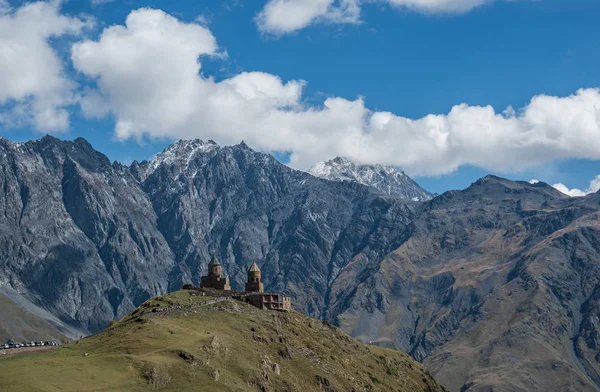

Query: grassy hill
left=0, top=290, right=446, bottom=392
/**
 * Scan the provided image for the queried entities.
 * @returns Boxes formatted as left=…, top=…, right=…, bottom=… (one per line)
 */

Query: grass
left=0, top=290, right=446, bottom=392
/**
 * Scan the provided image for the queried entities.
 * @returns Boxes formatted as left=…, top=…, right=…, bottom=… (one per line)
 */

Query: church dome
left=248, top=262, right=260, bottom=272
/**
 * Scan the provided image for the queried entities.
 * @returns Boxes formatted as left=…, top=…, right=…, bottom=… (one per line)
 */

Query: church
left=197, top=258, right=291, bottom=311
left=199, top=257, right=231, bottom=291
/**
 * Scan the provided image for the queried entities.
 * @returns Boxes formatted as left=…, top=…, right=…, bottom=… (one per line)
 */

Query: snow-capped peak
left=145, top=139, right=220, bottom=176
left=308, top=157, right=432, bottom=201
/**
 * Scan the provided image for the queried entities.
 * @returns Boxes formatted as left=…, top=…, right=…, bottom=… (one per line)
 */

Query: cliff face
left=4, top=136, right=600, bottom=390
left=0, top=136, right=175, bottom=332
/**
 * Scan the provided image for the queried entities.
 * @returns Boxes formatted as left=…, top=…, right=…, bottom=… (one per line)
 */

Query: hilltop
left=0, top=290, right=446, bottom=392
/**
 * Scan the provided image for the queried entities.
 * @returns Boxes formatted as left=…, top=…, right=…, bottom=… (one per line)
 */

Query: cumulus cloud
left=256, top=0, right=504, bottom=34
left=552, top=175, right=600, bottom=197
left=256, top=0, right=361, bottom=35
left=71, top=8, right=600, bottom=176
left=0, top=1, right=90, bottom=132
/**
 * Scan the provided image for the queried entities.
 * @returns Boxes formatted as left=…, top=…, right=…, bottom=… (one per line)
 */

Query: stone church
left=199, top=257, right=231, bottom=291
left=197, top=258, right=291, bottom=311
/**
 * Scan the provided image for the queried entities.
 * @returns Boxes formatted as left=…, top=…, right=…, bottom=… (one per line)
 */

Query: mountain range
left=2, top=135, right=600, bottom=391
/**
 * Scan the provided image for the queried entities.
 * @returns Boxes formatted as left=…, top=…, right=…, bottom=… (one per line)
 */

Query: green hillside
left=0, top=290, right=445, bottom=391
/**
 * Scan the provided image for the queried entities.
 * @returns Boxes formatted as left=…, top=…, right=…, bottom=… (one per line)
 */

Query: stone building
left=246, top=293, right=292, bottom=311
left=245, top=262, right=264, bottom=293
left=243, top=262, right=291, bottom=311
left=194, top=258, right=291, bottom=311
left=199, top=258, right=231, bottom=291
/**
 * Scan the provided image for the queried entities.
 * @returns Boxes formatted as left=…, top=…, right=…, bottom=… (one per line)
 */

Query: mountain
left=0, top=290, right=447, bottom=392
left=308, top=156, right=432, bottom=201
left=328, top=175, right=600, bottom=391
left=4, top=136, right=600, bottom=390
left=0, top=136, right=177, bottom=334
left=0, top=135, right=415, bottom=337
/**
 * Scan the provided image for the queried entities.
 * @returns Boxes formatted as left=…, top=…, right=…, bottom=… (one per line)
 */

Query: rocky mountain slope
left=327, top=176, right=600, bottom=391
left=0, top=288, right=80, bottom=343
left=0, top=135, right=414, bottom=332
left=309, top=156, right=432, bottom=201
left=0, top=290, right=446, bottom=392
left=3, top=136, right=600, bottom=390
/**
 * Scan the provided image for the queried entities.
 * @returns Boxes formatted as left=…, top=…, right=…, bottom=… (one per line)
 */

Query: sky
left=0, top=0, right=599, bottom=195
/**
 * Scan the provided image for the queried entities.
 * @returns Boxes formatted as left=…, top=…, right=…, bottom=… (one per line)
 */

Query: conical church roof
left=208, top=257, right=221, bottom=266
left=248, top=262, right=260, bottom=272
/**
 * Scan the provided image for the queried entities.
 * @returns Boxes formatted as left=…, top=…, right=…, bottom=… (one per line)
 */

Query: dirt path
left=0, top=346, right=56, bottom=359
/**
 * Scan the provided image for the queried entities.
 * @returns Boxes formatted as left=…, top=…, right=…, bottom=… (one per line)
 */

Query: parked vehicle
left=1, top=340, right=59, bottom=350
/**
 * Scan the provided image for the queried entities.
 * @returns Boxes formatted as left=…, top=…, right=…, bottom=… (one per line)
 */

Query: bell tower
left=245, top=262, right=264, bottom=293
left=208, top=257, right=222, bottom=277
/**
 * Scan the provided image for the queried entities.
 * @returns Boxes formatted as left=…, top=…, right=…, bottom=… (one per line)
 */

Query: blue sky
left=1, top=0, right=600, bottom=194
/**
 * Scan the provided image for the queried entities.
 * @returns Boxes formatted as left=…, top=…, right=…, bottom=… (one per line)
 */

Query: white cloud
left=72, top=8, right=600, bottom=176
left=256, top=0, right=505, bottom=34
left=0, top=1, right=89, bottom=132
left=72, top=8, right=220, bottom=138
left=90, top=0, right=116, bottom=5
left=195, top=14, right=211, bottom=26
left=552, top=183, right=587, bottom=197
left=386, top=0, right=492, bottom=13
left=256, top=0, right=361, bottom=35
left=552, top=175, right=600, bottom=197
